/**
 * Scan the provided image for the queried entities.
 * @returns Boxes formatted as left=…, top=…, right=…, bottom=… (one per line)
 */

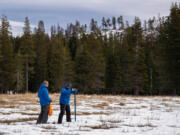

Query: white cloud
left=0, top=0, right=177, bottom=19
left=0, top=20, right=36, bottom=37
left=0, top=0, right=178, bottom=35
left=9, top=20, right=35, bottom=28
left=10, top=20, right=36, bottom=37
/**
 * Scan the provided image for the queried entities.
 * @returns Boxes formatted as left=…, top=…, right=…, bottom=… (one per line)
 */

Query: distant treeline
left=0, top=3, right=179, bottom=95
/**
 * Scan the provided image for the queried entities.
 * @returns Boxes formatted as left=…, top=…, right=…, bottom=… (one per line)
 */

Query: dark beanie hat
left=65, top=82, right=72, bottom=88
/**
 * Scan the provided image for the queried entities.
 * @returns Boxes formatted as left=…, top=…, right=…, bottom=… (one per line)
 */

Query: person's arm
left=43, top=88, right=52, bottom=102
left=71, top=88, right=77, bottom=95
left=38, top=90, right=40, bottom=98
left=61, top=88, right=69, bottom=95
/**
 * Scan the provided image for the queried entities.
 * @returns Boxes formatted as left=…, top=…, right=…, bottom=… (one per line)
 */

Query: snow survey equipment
left=72, top=84, right=77, bottom=122
left=74, top=93, right=76, bottom=121
left=48, top=102, right=53, bottom=116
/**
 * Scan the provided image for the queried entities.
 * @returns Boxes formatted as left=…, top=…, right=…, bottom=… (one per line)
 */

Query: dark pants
left=58, top=104, right=71, bottom=124
left=37, top=104, right=49, bottom=124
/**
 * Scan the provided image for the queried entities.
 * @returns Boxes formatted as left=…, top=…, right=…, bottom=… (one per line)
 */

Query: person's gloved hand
left=72, top=88, right=77, bottom=94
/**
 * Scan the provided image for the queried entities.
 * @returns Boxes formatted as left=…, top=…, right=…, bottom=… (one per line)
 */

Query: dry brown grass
left=3, top=94, right=175, bottom=108
left=106, top=106, right=121, bottom=110
left=161, top=102, right=171, bottom=107
left=82, top=123, right=118, bottom=129
left=168, top=125, right=180, bottom=128
left=71, top=111, right=110, bottom=116
left=93, top=111, right=110, bottom=115
left=0, top=112, right=11, bottom=115
left=124, top=107, right=142, bottom=110
left=0, top=105, right=17, bottom=108
left=100, top=119, right=123, bottom=123
left=91, top=102, right=108, bottom=108
left=174, top=100, right=180, bottom=104
left=1, top=94, right=179, bottom=102
left=137, top=123, right=157, bottom=128
left=73, top=112, right=91, bottom=115
left=77, top=95, right=121, bottom=103
left=124, top=102, right=135, bottom=104
left=0, top=94, right=179, bottom=114
left=20, top=112, right=39, bottom=116
left=162, top=98, right=173, bottom=102
left=150, top=104, right=161, bottom=111
left=0, top=93, right=39, bottom=107
left=0, top=99, right=8, bottom=104
left=0, top=117, right=37, bottom=124
left=119, top=102, right=126, bottom=106
left=141, top=105, right=148, bottom=108
left=0, top=93, right=82, bottom=107
left=41, top=125, right=57, bottom=130
left=123, top=123, right=157, bottom=128
left=23, top=107, right=39, bottom=112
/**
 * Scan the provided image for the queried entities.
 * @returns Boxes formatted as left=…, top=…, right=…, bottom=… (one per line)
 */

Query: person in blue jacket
left=37, top=80, right=52, bottom=124
left=58, top=82, right=77, bottom=124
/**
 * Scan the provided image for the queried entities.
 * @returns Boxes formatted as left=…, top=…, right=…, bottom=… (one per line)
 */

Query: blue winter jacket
left=38, top=83, right=52, bottom=106
left=59, top=86, right=77, bottom=105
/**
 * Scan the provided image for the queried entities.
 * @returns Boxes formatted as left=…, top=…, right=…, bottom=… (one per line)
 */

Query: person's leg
left=58, top=104, right=65, bottom=124
left=66, top=105, right=71, bottom=122
left=37, top=106, right=43, bottom=124
left=41, top=104, right=49, bottom=124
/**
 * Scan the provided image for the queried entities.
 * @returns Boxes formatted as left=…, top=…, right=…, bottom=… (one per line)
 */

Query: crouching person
left=58, top=82, right=77, bottom=124
left=37, top=80, right=52, bottom=124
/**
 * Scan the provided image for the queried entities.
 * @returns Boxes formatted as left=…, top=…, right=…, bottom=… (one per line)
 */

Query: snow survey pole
left=72, top=84, right=77, bottom=122
left=74, top=92, right=76, bottom=121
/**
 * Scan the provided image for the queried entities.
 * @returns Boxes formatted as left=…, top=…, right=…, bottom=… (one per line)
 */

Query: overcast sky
left=0, top=0, right=178, bottom=36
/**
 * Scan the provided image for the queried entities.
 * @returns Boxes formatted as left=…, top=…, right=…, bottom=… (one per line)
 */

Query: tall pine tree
left=0, top=16, right=15, bottom=93
left=20, top=17, right=35, bottom=92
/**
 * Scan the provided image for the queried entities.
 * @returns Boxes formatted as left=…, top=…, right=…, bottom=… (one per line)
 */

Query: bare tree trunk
left=134, top=86, right=139, bottom=95
left=174, top=88, right=177, bottom=95
left=150, top=68, right=153, bottom=95
left=25, top=57, right=29, bottom=93
left=16, top=70, right=19, bottom=93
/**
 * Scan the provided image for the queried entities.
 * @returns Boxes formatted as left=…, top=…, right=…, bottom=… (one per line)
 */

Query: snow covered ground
left=0, top=94, right=180, bottom=135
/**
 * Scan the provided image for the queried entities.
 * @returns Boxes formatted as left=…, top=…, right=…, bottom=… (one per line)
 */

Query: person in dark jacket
left=37, top=81, right=52, bottom=124
left=58, top=82, right=77, bottom=124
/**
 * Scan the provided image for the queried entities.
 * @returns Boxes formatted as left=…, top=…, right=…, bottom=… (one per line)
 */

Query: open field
left=0, top=94, right=180, bottom=135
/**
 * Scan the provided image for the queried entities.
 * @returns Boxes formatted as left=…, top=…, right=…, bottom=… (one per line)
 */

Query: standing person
left=37, top=80, right=52, bottom=124
left=58, top=82, right=77, bottom=124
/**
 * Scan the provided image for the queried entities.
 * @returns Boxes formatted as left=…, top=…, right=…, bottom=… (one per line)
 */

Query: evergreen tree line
left=0, top=3, right=179, bottom=95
